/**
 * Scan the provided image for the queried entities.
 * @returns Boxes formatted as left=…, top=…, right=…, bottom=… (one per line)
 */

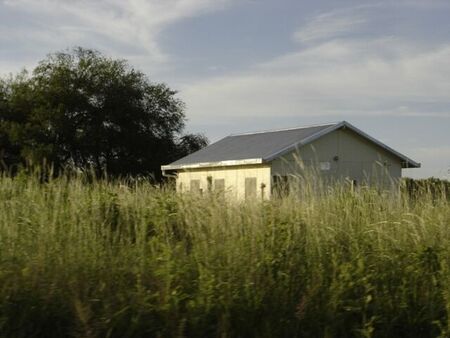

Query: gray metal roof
left=162, top=121, right=420, bottom=170
left=166, top=123, right=335, bottom=168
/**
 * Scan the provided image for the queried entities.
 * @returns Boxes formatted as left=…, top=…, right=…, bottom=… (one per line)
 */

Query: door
left=245, top=177, right=257, bottom=199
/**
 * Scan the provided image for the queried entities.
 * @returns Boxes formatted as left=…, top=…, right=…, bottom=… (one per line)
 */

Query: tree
left=0, top=47, right=207, bottom=179
left=175, top=133, right=209, bottom=159
left=0, top=72, right=35, bottom=171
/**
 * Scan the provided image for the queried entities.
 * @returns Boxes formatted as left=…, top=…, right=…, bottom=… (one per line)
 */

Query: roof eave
left=161, top=158, right=264, bottom=170
left=402, top=161, right=421, bottom=169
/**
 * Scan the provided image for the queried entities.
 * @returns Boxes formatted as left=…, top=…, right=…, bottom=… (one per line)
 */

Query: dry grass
left=0, top=172, right=449, bottom=337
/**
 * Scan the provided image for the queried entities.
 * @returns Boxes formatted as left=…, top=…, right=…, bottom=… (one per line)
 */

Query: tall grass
left=0, top=173, right=449, bottom=337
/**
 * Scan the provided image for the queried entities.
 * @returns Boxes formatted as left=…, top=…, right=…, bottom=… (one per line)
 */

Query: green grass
left=0, top=173, right=449, bottom=337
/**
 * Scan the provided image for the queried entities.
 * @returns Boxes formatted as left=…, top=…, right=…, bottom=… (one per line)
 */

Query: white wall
left=176, top=164, right=272, bottom=199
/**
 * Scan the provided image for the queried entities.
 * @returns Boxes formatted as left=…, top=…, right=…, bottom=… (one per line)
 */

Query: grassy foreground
left=0, top=174, right=449, bottom=338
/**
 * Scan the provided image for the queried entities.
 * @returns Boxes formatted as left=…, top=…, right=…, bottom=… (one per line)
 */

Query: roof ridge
left=228, top=121, right=341, bottom=137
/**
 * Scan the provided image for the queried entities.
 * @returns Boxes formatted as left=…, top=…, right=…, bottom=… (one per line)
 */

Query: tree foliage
left=0, top=47, right=207, bottom=179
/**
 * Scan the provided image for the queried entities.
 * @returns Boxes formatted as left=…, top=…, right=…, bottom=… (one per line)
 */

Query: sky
left=1, top=0, right=449, bottom=179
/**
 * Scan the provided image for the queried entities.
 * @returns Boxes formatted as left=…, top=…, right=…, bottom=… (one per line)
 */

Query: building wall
left=271, top=128, right=402, bottom=188
left=176, top=164, right=272, bottom=199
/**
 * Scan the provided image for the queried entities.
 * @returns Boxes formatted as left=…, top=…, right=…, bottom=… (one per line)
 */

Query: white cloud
left=293, top=6, right=369, bottom=44
left=180, top=39, right=450, bottom=121
left=0, top=0, right=233, bottom=73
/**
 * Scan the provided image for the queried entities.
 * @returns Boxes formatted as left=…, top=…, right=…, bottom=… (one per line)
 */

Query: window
left=245, top=177, right=257, bottom=199
left=190, top=179, right=201, bottom=193
left=320, top=162, right=331, bottom=171
left=214, top=179, right=225, bottom=192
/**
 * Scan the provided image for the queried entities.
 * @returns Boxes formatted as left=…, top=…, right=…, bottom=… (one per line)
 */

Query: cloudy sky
left=1, top=0, right=449, bottom=178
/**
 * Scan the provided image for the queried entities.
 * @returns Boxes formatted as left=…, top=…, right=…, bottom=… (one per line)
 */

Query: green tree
left=0, top=48, right=207, bottom=179
left=0, top=72, right=35, bottom=171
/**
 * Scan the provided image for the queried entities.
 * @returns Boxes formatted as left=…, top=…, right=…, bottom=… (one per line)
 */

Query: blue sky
left=1, top=0, right=449, bottom=178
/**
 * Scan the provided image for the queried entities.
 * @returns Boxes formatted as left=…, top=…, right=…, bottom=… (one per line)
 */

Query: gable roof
left=162, top=121, right=420, bottom=170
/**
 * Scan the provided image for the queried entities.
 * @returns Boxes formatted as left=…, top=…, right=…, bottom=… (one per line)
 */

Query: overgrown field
left=0, top=174, right=449, bottom=338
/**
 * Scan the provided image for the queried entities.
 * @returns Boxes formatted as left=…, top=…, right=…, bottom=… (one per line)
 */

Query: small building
left=161, top=121, right=420, bottom=199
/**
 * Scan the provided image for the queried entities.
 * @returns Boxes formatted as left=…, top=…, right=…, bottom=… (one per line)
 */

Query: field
left=0, top=173, right=449, bottom=338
